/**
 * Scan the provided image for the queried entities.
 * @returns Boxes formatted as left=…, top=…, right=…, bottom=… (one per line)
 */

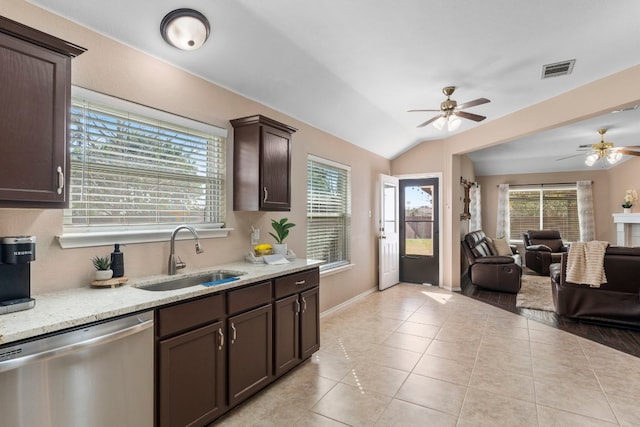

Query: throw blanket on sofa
left=566, top=241, right=609, bottom=287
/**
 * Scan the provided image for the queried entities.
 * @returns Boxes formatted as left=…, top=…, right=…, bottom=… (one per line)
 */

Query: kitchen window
left=509, top=185, right=579, bottom=242
left=307, top=155, right=351, bottom=272
left=58, top=87, right=229, bottom=248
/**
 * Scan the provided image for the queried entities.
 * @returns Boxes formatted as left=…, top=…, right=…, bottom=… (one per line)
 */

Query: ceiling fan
left=408, top=86, right=490, bottom=130
left=558, top=129, right=640, bottom=166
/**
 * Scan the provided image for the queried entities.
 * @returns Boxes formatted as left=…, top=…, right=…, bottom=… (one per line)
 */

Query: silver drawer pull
left=231, top=323, right=237, bottom=344
left=218, top=328, right=224, bottom=350
left=295, top=299, right=300, bottom=314
left=302, top=296, right=307, bottom=313
left=295, top=280, right=306, bottom=285
left=263, top=187, right=268, bottom=202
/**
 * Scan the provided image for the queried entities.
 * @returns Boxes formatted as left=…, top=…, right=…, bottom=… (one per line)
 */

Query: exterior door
left=378, top=174, right=399, bottom=290
left=399, top=178, right=439, bottom=285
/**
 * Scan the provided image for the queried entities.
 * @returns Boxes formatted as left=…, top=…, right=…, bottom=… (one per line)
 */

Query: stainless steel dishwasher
left=0, top=310, right=154, bottom=427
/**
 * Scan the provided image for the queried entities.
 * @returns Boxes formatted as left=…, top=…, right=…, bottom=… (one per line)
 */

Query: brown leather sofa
left=523, top=230, right=569, bottom=275
left=550, top=246, right=640, bottom=327
left=462, top=230, right=522, bottom=293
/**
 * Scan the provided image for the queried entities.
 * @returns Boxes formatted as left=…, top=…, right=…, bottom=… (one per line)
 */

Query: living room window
left=509, top=185, right=579, bottom=242
left=60, top=87, right=228, bottom=247
left=307, top=155, right=351, bottom=272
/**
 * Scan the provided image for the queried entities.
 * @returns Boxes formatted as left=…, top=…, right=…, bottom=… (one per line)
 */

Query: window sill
left=57, top=226, right=233, bottom=249
left=320, top=263, right=355, bottom=278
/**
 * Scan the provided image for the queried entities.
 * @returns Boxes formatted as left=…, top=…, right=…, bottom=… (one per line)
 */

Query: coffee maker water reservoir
left=0, top=236, right=36, bottom=314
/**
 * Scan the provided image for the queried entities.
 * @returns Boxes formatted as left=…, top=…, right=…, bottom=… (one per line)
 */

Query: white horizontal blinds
left=509, top=186, right=579, bottom=242
left=66, top=93, right=226, bottom=227
left=307, top=156, right=351, bottom=270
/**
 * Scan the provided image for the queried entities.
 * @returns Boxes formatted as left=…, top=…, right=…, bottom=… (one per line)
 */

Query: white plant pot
left=273, top=243, right=287, bottom=255
left=95, top=269, right=113, bottom=281
left=624, top=207, right=631, bottom=214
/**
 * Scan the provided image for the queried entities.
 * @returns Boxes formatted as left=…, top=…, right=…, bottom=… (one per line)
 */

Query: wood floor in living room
left=460, top=274, right=640, bottom=358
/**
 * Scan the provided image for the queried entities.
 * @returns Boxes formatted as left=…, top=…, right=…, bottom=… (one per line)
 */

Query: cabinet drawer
left=274, top=269, right=319, bottom=299
left=157, top=294, right=225, bottom=338
left=227, top=281, right=272, bottom=315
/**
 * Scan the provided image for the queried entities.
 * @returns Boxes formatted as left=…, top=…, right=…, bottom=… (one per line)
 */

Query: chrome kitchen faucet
left=168, top=225, right=204, bottom=275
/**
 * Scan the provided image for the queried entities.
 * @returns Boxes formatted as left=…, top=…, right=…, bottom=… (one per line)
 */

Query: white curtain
left=577, top=180, right=595, bottom=242
left=496, top=184, right=510, bottom=239
left=469, top=184, right=482, bottom=232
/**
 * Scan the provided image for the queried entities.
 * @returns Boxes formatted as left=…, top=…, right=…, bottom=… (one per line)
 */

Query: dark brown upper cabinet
left=231, top=115, right=297, bottom=211
left=0, top=16, right=85, bottom=208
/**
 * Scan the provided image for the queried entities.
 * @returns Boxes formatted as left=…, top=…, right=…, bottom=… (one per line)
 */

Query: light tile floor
left=216, top=284, right=640, bottom=426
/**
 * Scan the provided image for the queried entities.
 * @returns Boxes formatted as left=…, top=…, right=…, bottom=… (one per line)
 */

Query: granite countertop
left=0, top=258, right=322, bottom=346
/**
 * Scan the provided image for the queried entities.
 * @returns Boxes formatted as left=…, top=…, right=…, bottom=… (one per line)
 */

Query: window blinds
left=66, top=88, right=227, bottom=228
left=509, top=187, right=579, bottom=242
left=307, top=156, right=351, bottom=270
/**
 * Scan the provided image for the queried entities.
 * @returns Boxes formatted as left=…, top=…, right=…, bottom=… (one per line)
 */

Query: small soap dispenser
left=111, top=243, right=125, bottom=278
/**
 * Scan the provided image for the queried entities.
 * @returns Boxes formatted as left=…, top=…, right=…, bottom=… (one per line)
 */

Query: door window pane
left=404, top=185, right=434, bottom=256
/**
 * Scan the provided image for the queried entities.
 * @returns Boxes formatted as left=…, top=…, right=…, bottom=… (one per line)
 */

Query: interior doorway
left=399, top=178, right=439, bottom=285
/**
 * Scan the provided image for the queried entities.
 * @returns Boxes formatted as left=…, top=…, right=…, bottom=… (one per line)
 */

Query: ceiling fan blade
left=616, top=149, right=640, bottom=156
left=456, top=97, right=490, bottom=110
left=556, top=153, right=587, bottom=161
left=417, top=115, right=441, bottom=128
left=407, top=109, right=441, bottom=113
left=455, top=111, right=486, bottom=122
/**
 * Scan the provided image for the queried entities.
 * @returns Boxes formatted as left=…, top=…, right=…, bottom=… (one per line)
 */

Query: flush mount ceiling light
left=160, top=9, right=210, bottom=50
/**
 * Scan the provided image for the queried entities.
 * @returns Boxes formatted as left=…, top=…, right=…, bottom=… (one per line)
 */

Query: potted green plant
left=92, top=255, right=113, bottom=280
left=269, top=218, right=295, bottom=255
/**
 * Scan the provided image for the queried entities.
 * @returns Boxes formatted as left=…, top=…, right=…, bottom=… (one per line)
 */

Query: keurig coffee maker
left=0, top=236, right=36, bottom=314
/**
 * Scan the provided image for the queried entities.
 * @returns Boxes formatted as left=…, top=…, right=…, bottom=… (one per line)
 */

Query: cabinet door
left=0, top=33, right=70, bottom=205
left=228, top=304, right=273, bottom=407
left=158, top=321, right=226, bottom=427
left=300, top=287, right=320, bottom=360
left=260, top=125, right=291, bottom=211
left=274, top=294, right=300, bottom=377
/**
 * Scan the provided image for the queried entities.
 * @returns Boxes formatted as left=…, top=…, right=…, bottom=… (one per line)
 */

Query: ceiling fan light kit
left=581, top=128, right=640, bottom=166
left=409, top=86, right=490, bottom=131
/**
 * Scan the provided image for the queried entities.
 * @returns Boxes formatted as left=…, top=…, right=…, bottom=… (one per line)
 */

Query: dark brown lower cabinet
left=274, top=294, right=300, bottom=376
left=300, top=286, right=321, bottom=359
left=228, top=304, right=273, bottom=407
left=274, top=286, right=320, bottom=377
left=158, top=321, right=226, bottom=427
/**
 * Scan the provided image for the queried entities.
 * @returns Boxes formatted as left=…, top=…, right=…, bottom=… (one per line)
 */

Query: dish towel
left=565, top=241, right=608, bottom=287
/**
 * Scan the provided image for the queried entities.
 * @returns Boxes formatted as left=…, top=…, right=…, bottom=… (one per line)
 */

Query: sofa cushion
left=493, top=238, right=513, bottom=256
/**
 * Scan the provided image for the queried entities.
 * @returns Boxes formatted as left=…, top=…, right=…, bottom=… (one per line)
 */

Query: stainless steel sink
left=135, top=270, right=246, bottom=291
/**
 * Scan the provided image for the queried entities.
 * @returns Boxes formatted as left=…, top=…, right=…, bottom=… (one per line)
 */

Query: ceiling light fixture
left=584, top=128, right=622, bottom=166
left=160, top=9, right=210, bottom=50
left=432, top=113, right=461, bottom=131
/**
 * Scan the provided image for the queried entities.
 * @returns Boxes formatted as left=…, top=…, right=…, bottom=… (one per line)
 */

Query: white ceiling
left=28, top=0, right=640, bottom=173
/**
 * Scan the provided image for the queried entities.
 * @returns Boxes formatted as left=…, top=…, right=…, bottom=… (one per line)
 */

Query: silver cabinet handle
left=295, top=280, right=306, bottom=286
left=295, top=299, right=300, bottom=314
left=231, top=323, right=237, bottom=344
left=218, top=328, right=224, bottom=350
left=302, top=296, right=307, bottom=313
left=56, top=166, right=64, bottom=195
left=263, top=187, right=268, bottom=202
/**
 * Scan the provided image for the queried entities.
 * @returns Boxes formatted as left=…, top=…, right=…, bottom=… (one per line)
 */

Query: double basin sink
left=136, top=270, right=246, bottom=292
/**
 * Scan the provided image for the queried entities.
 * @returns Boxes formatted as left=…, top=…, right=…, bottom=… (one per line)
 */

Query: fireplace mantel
left=612, top=213, right=640, bottom=246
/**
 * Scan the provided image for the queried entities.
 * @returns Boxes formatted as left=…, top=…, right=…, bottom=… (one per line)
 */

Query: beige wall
left=0, top=0, right=390, bottom=311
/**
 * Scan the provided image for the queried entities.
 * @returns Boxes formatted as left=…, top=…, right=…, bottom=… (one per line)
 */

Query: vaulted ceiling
left=28, top=0, right=640, bottom=172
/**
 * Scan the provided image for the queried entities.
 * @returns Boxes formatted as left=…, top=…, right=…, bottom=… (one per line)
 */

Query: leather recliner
left=462, top=230, right=522, bottom=293
left=523, top=229, right=569, bottom=275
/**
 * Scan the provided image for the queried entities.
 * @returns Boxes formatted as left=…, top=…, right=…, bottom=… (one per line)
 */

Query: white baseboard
left=320, top=286, right=377, bottom=318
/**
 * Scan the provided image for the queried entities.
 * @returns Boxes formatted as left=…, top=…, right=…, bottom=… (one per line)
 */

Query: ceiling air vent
left=541, top=59, right=576, bottom=79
